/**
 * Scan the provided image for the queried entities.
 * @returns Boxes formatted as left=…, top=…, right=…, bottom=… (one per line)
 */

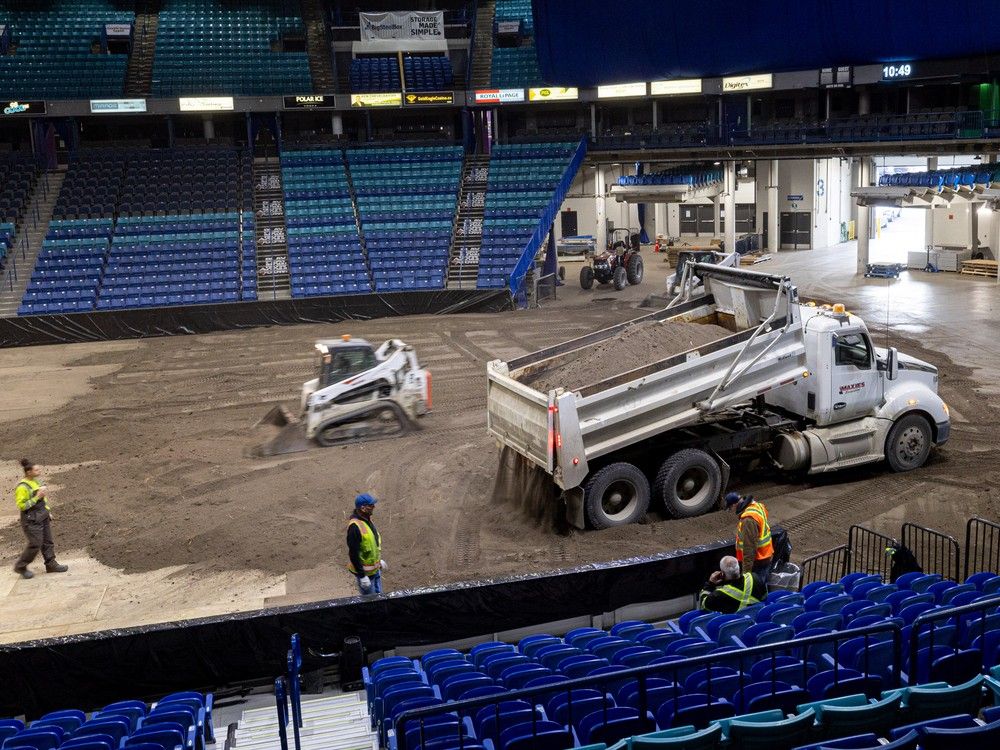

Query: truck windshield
left=835, top=333, right=872, bottom=369
left=320, top=347, right=376, bottom=386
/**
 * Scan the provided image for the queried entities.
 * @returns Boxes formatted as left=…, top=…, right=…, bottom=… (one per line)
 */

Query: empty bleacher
left=402, top=54, right=454, bottom=91
left=0, top=1, right=132, bottom=99
left=495, top=0, right=535, bottom=35
left=879, top=166, right=1000, bottom=190
left=0, top=152, right=37, bottom=255
left=349, top=145, right=462, bottom=292
left=0, top=689, right=213, bottom=750
left=478, top=142, right=578, bottom=289
left=490, top=45, right=542, bottom=88
left=280, top=147, right=370, bottom=297
left=151, top=0, right=312, bottom=96
left=350, top=55, right=401, bottom=93
left=363, top=567, right=1000, bottom=750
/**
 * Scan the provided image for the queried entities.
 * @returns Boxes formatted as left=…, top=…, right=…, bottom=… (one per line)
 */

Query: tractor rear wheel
left=580, top=266, right=595, bottom=289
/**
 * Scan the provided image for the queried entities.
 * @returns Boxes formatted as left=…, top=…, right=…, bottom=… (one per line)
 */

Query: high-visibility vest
left=717, top=573, right=762, bottom=610
left=736, top=500, right=773, bottom=562
left=347, top=518, right=381, bottom=576
left=14, top=479, right=47, bottom=512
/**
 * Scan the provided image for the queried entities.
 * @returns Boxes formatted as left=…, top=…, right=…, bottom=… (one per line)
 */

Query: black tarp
left=0, top=539, right=731, bottom=718
left=0, top=290, right=511, bottom=348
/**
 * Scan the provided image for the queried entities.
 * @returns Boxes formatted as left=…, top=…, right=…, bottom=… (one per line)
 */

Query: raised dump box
left=488, top=264, right=950, bottom=530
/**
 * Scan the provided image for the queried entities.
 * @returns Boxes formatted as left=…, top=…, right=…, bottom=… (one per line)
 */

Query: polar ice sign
left=359, top=11, right=444, bottom=41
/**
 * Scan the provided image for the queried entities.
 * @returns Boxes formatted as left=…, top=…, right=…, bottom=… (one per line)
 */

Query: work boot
left=15, top=567, right=33, bottom=579
left=45, top=562, right=68, bottom=573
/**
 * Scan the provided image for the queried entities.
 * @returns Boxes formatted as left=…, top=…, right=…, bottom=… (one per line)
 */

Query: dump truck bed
left=486, top=265, right=809, bottom=489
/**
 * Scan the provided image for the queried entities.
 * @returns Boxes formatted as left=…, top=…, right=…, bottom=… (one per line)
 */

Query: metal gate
left=901, top=522, right=961, bottom=581
left=800, top=545, right=850, bottom=589
left=847, top=525, right=897, bottom=581
left=964, top=516, right=1000, bottom=579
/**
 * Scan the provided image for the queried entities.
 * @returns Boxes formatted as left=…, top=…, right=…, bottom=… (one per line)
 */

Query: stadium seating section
left=350, top=56, right=401, bottom=93
left=19, top=147, right=255, bottom=315
left=152, top=0, right=312, bottom=96
left=479, top=142, right=577, bottom=289
left=490, top=45, right=542, bottom=88
left=280, top=147, right=371, bottom=297
left=495, top=0, right=535, bottom=35
left=619, top=168, right=723, bottom=187
left=364, top=569, right=1000, bottom=750
left=879, top=167, right=1000, bottom=190
left=0, top=689, right=214, bottom=750
left=402, top=55, right=454, bottom=92
left=349, top=146, right=462, bottom=292
left=0, top=1, right=131, bottom=99
left=0, top=152, right=37, bottom=236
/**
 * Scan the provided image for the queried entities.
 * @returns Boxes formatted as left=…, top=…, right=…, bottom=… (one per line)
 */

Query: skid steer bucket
left=252, top=405, right=312, bottom=457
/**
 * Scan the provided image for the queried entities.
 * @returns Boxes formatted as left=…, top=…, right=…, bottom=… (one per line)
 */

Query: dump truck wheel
left=582, top=462, right=650, bottom=529
left=654, top=448, right=722, bottom=518
left=613, top=266, right=627, bottom=291
left=580, top=266, right=595, bottom=289
left=885, top=413, right=932, bottom=472
left=626, top=254, right=644, bottom=285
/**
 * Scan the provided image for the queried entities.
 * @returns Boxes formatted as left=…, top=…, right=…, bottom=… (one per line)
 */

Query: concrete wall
left=813, top=158, right=853, bottom=248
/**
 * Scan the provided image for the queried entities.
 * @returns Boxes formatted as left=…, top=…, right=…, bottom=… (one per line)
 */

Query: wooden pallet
left=960, top=259, right=999, bottom=277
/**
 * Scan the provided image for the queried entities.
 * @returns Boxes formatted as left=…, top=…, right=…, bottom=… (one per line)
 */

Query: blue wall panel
left=533, top=1, right=1000, bottom=86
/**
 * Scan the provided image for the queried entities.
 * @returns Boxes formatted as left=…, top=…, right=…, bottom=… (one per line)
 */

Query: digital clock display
left=882, top=63, right=914, bottom=80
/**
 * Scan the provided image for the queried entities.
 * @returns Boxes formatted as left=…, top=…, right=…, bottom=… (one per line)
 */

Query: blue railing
left=507, top=136, right=587, bottom=300
left=394, top=621, right=903, bottom=750
left=908, top=594, right=1000, bottom=678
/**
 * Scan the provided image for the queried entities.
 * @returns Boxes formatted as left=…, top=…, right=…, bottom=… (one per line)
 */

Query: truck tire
left=626, top=254, right=644, bottom=285
left=885, top=413, right=932, bottom=472
left=582, top=462, right=650, bottom=529
left=654, top=448, right=722, bottom=518
left=580, top=266, right=595, bottom=290
left=613, top=266, right=628, bottom=291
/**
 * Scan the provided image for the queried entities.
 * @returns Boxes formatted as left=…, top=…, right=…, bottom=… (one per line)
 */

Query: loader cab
left=315, top=339, right=377, bottom=387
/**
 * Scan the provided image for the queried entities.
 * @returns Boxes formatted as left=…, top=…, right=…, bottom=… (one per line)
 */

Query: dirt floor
left=1, top=252, right=1000, bottom=640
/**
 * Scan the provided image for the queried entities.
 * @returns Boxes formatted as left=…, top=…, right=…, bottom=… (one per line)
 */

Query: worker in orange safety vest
left=725, top=492, right=774, bottom=579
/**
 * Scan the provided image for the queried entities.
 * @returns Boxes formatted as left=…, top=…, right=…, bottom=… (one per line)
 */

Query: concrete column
left=713, top=194, right=722, bottom=237
left=768, top=159, right=779, bottom=253
left=654, top=202, right=667, bottom=239
left=590, top=104, right=597, bottom=139
left=858, top=89, right=870, bottom=116
left=331, top=114, right=344, bottom=136
left=202, top=116, right=214, bottom=141
left=925, top=157, right=938, bottom=247
left=724, top=161, right=737, bottom=253
left=856, top=157, right=872, bottom=274
left=651, top=100, right=658, bottom=131
left=526, top=111, right=537, bottom=134
left=595, top=166, right=607, bottom=251
left=927, top=156, right=938, bottom=170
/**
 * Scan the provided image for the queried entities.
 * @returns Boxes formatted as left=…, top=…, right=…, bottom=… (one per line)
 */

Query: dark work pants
left=15, top=507, right=56, bottom=570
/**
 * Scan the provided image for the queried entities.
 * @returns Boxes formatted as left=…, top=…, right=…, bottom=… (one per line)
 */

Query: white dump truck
left=487, top=263, right=949, bottom=529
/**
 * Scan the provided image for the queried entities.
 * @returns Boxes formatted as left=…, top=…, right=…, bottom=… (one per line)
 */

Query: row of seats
left=491, top=44, right=542, bottom=88
left=478, top=142, right=578, bottom=288
left=0, top=1, right=132, bottom=99
left=619, top=168, right=723, bottom=187
left=0, top=152, right=37, bottom=224
left=879, top=168, right=1000, bottom=190
left=151, top=0, right=312, bottom=96
left=366, top=570, right=1000, bottom=750
left=0, top=689, right=213, bottom=750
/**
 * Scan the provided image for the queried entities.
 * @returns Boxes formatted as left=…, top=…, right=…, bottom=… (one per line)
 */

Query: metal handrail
left=394, top=621, right=903, bottom=750
left=907, top=593, right=1000, bottom=678
left=964, top=517, right=1000, bottom=580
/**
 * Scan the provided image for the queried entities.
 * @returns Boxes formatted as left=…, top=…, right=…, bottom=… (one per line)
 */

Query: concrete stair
left=0, top=171, right=66, bottom=318
left=301, top=0, right=335, bottom=92
left=447, top=154, right=489, bottom=289
left=252, top=157, right=292, bottom=301
left=233, top=692, right=376, bottom=750
left=470, top=0, right=496, bottom=88
left=125, top=0, right=160, bottom=95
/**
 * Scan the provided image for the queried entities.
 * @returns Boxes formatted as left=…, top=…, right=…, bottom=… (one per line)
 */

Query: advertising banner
left=527, top=87, right=578, bottom=102
left=178, top=97, right=234, bottom=112
left=104, top=23, right=133, bottom=38
left=350, top=92, right=403, bottom=108
left=2, top=101, right=45, bottom=116
left=474, top=88, right=525, bottom=104
left=359, top=11, right=444, bottom=41
left=596, top=82, right=646, bottom=99
left=650, top=78, right=702, bottom=96
left=404, top=92, right=454, bottom=106
left=282, top=95, right=335, bottom=109
left=721, top=73, right=773, bottom=92
left=90, top=99, right=147, bottom=113
left=496, top=21, right=521, bottom=35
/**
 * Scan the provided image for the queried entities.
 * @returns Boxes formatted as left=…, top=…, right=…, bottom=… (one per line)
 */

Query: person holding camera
left=13, top=459, right=68, bottom=579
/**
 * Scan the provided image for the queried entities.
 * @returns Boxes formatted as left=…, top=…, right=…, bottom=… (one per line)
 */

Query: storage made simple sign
left=359, top=11, right=444, bottom=41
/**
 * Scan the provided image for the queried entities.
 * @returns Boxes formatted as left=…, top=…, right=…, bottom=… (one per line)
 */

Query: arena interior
left=2, top=2, right=1000, bottom=750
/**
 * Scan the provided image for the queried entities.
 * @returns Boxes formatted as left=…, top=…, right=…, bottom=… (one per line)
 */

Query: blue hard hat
left=724, top=491, right=742, bottom=507
left=355, top=493, right=378, bottom=508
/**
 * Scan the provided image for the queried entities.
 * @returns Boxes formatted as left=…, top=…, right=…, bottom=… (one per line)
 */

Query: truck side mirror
left=887, top=347, right=899, bottom=381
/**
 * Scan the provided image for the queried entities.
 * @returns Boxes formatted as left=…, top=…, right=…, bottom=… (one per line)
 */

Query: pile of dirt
left=526, top=320, right=733, bottom=392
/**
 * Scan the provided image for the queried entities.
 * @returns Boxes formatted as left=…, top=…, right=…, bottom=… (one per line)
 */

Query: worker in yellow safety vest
left=347, top=493, right=386, bottom=595
left=699, top=556, right=766, bottom=613
left=13, top=459, right=68, bottom=579
left=725, top=492, right=775, bottom=579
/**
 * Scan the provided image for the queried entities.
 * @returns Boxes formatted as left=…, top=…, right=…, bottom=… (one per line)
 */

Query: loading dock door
left=780, top=211, right=811, bottom=248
